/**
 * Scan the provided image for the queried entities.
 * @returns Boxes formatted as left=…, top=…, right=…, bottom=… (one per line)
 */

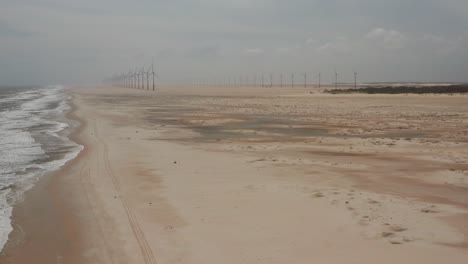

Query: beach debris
left=382, top=232, right=394, bottom=238
left=390, top=225, right=407, bottom=232
left=421, top=205, right=438, bottom=213
left=248, top=158, right=266, bottom=163
left=421, top=208, right=438, bottom=213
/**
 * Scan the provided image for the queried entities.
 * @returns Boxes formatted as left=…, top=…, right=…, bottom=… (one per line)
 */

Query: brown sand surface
left=1, top=85, right=468, bottom=263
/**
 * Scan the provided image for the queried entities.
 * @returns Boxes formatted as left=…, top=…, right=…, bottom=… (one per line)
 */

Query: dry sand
left=1, top=85, right=468, bottom=263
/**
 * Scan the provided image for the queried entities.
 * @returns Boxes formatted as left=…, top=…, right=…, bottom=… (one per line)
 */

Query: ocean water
left=0, top=85, right=83, bottom=251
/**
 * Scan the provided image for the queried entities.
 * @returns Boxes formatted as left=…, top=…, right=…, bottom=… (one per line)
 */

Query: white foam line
left=0, top=85, right=83, bottom=253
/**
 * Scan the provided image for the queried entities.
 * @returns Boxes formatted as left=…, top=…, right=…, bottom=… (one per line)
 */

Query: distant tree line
left=326, top=85, right=468, bottom=94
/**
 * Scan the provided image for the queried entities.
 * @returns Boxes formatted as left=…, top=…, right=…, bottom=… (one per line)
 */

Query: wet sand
left=1, top=85, right=468, bottom=263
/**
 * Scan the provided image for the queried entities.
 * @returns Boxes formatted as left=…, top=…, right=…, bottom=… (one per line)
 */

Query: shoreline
left=0, top=91, right=87, bottom=263
left=1, top=86, right=467, bottom=263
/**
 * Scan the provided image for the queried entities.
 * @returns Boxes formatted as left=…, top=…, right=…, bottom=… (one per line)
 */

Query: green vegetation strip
left=326, top=85, right=468, bottom=94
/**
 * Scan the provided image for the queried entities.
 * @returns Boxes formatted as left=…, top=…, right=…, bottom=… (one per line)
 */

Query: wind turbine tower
left=303, top=73, right=307, bottom=88
left=128, top=71, right=132, bottom=89
left=152, top=61, right=156, bottom=91
left=318, top=72, right=321, bottom=89
left=142, top=67, right=146, bottom=90
left=146, top=67, right=150, bottom=90
left=137, top=69, right=140, bottom=89
left=334, top=70, right=338, bottom=90
left=354, top=71, right=357, bottom=89
left=134, top=71, right=137, bottom=89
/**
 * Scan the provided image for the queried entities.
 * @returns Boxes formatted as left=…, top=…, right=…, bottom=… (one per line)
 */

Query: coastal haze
left=1, top=0, right=468, bottom=85
left=1, top=1, right=468, bottom=264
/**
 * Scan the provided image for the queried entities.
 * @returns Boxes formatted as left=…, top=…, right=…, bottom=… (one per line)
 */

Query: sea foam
left=0, top=85, right=83, bottom=252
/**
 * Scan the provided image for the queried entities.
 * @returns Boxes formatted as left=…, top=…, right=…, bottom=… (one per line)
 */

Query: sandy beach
left=1, top=86, right=468, bottom=263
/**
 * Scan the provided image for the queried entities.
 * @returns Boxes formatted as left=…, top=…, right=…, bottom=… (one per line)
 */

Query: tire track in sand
left=93, top=119, right=157, bottom=264
left=78, top=160, right=116, bottom=263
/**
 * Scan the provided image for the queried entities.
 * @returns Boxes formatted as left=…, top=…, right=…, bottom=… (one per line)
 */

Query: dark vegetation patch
left=326, top=85, right=468, bottom=94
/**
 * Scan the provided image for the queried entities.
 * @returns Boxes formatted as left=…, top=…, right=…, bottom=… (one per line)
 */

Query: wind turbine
left=354, top=71, right=357, bottom=89
left=280, top=74, right=283, bottom=88
left=141, top=67, right=146, bottom=90
left=152, top=60, right=157, bottom=91
left=136, top=68, right=140, bottom=89
left=137, top=70, right=140, bottom=89
left=130, top=71, right=133, bottom=89
left=128, top=71, right=131, bottom=88
left=291, top=73, right=295, bottom=88
left=139, top=69, right=142, bottom=89
left=136, top=69, right=139, bottom=89
left=135, top=71, right=138, bottom=89
left=318, top=72, right=321, bottom=89
left=303, top=73, right=307, bottom=88
left=146, top=66, right=150, bottom=91
left=270, top=74, right=273, bottom=88
left=125, top=73, right=128, bottom=88
left=334, top=69, right=338, bottom=89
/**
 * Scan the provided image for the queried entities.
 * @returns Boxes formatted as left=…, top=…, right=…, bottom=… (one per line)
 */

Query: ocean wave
left=0, top=85, right=83, bottom=252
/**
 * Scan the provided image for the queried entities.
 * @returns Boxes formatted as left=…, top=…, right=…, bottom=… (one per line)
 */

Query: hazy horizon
left=1, top=0, right=468, bottom=86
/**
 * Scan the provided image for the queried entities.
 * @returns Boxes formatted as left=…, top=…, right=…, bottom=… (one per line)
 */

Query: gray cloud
left=1, top=0, right=468, bottom=85
left=0, top=19, right=35, bottom=38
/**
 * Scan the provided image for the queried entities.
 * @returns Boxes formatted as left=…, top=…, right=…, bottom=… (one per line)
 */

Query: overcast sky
left=1, top=0, right=468, bottom=85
